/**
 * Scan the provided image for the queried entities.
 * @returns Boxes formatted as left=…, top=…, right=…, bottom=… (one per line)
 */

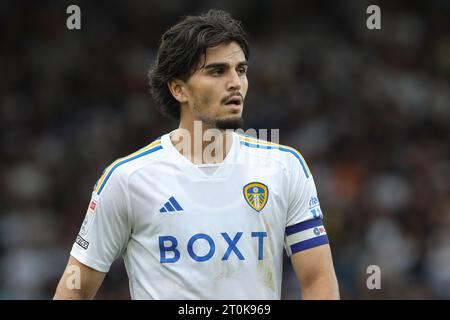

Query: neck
left=170, top=120, right=234, bottom=164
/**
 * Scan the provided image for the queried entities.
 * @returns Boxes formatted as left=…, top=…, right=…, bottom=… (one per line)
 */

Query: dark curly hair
left=148, top=9, right=250, bottom=119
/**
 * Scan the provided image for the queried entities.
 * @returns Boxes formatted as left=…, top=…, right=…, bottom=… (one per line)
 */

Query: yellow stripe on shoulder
left=94, top=139, right=161, bottom=193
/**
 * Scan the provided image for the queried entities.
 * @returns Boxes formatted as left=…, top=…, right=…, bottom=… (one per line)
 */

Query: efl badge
left=80, top=198, right=97, bottom=236
left=243, top=182, right=269, bottom=213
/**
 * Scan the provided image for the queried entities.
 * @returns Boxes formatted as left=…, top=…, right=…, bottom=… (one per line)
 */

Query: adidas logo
left=159, top=196, right=184, bottom=213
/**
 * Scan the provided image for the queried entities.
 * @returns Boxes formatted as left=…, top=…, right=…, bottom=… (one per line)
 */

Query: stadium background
left=1, top=0, right=449, bottom=299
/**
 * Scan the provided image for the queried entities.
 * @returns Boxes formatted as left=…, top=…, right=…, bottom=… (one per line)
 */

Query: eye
left=210, top=68, right=224, bottom=76
left=237, top=66, right=247, bottom=76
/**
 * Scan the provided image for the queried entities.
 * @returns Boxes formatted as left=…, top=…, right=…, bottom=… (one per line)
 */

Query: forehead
left=201, top=42, right=246, bottom=66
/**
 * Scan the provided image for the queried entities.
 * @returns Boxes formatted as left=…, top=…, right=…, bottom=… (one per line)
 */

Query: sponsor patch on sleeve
left=309, top=196, right=323, bottom=219
left=76, top=234, right=89, bottom=249
left=79, top=197, right=97, bottom=236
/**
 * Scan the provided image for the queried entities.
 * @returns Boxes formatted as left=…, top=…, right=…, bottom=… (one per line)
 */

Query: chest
left=128, top=163, right=289, bottom=258
left=133, top=163, right=287, bottom=226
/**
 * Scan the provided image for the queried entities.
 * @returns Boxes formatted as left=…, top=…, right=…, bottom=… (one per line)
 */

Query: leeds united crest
left=243, top=182, right=269, bottom=212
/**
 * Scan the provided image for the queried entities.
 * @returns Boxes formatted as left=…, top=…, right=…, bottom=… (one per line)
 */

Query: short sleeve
left=284, top=152, right=328, bottom=256
left=70, top=167, right=131, bottom=272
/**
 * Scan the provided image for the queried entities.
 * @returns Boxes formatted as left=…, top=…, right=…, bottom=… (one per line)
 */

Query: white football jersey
left=70, top=131, right=329, bottom=299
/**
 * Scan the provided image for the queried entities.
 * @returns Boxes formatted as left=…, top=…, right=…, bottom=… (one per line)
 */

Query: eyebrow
left=203, top=61, right=248, bottom=70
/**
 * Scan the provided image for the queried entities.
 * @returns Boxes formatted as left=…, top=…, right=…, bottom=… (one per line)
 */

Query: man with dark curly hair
left=54, top=9, right=339, bottom=300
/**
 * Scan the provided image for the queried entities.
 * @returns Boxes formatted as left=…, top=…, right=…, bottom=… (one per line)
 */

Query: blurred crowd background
left=1, top=0, right=449, bottom=299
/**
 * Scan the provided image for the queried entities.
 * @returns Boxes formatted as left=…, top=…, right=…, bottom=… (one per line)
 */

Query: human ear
left=167, top=79, right=188, bottom=103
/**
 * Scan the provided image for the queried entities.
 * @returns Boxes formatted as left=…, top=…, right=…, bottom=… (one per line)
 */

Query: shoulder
left=237, top=134, right=311, bottom=179
left=93, top=137, right=164, bottom=195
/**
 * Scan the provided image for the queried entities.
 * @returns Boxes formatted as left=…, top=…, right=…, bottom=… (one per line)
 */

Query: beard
left=215, top=117, right=244, bottom=130
left=192, top=100, right=244, bottom=130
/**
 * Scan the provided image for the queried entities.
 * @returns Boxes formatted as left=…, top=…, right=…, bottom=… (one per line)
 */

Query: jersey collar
left=161, top=130, right=239, bottom=180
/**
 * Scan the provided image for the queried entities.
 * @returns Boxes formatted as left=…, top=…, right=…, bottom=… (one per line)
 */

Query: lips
left=224, top=96, right=242, bottom=106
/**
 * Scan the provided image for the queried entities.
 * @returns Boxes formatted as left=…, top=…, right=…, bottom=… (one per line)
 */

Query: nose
left=226, top=69, right=242, bottom=92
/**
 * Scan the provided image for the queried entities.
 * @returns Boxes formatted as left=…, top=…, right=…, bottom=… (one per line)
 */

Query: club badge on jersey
left=79, top=196, right=97, bottom=236
left=243, top=182, right=269, bottom=213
